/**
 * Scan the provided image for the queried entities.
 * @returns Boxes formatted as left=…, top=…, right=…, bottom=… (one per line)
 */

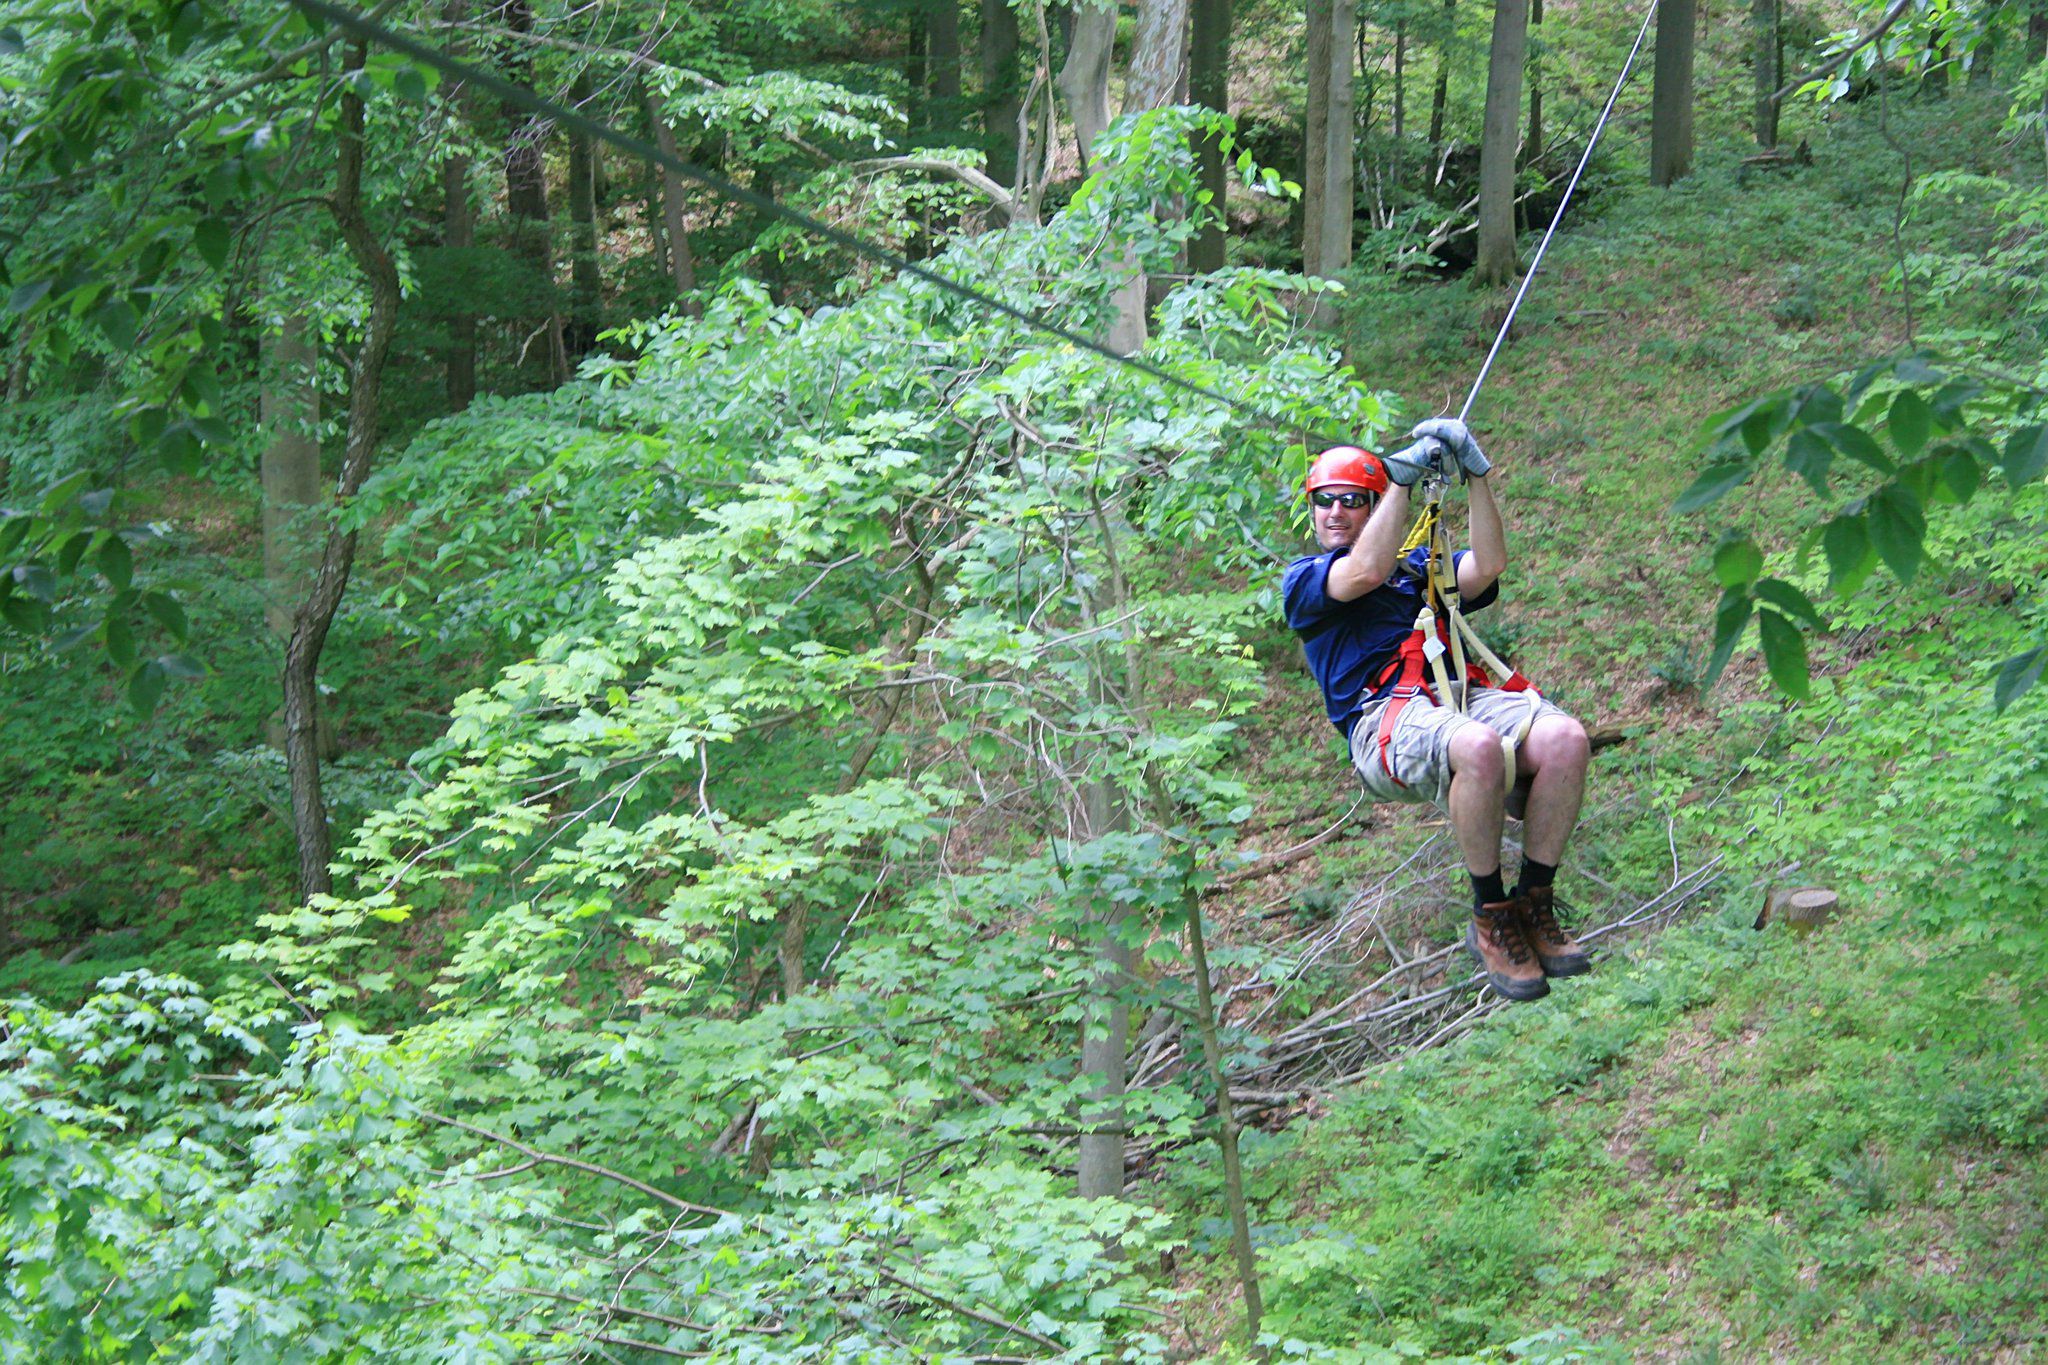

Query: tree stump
left=1754, top=886, right=1841, bottom=932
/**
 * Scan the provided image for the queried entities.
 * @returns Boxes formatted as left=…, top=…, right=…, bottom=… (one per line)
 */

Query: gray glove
left=1381, top=436, right=1447, bottom=487
left=1410, top=418, right=1491, bottom=480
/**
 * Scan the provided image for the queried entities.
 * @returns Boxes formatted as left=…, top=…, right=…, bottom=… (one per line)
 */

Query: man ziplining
left=1282, top=419, right=1594, bottom=1002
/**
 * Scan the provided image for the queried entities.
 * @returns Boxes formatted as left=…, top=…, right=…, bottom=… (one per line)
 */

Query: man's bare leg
left=1447, top=722, right=1507, bottom=874
left=1518, top=714, right=1590, bottom=865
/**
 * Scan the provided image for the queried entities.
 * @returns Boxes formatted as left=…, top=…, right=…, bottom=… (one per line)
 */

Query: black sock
left=1517, top=858, right=1557, bottom=895
left=1471, top=869, right=1506, bottom=908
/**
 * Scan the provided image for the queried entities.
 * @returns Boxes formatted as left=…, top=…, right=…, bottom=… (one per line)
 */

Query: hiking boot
left=1466, top=896, right=1548, bottom=1001
left=1523, top=885, right=1592, bottom=978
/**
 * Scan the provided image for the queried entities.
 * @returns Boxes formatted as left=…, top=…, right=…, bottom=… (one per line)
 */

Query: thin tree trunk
left=1650, top=0, right=1696, bottom=186
left=929, top=0, right=963, bottom=125
left=1189, top=0, right=1230, bottom=273
left=643, top=79, right=701, bottom=311
left=1303, top=0, right=1332, bottom=274
left=908, top=11, right=928, bottom=138
left=1315, top=0, right=1355, bottom=283
left=981, top=0, right=1023, bottom=188
left=1392, top=19, right=1406, bottom=189
left=1524, top=0, right=1542, bottom=166
left=1076, top=772, right=1133, bottom=1205
left=1057, top=4, right=1145, bottom=352
left=1751, top=0, right=1778, bottom=150
left=1475, top=0, right=1527, bottom=285
left=1428, top=0, right=1455, bottom=152
left=1180, top=882, right=1264, bottom=1346
left=283, top=42, right=400, bottom=900
left=566, top=71, right=602, bottom=360
left=261, top=315, right=321, bottom=752
left=494, top=0, right=565, bottom=385
left=442, top=0, right=476, bottom=411
left=2031, top=0, right=2048, bottom=63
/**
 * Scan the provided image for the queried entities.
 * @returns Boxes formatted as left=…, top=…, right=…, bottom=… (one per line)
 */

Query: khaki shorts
left=1348, top=684, right=1572, bottom=805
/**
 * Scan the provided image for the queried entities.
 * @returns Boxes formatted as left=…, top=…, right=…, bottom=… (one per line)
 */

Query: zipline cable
left=291, top=0, right=1354, bottom=446
left=1459, top=0, right=1660, bottom=422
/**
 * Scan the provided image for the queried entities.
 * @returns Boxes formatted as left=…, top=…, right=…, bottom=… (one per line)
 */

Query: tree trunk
left=283, top=43, right=401, bottom=900
left=643, top=79, right=701, bottom=311
left=1751, top=0, right=1778, bottom=150
left=1129, top=0, right=1191, bottom=112
left=1057, top=1, right=1116, bottom=165
left=1475, top=0, right=1527, bottom=286
left=494, top=0, right=565, bottom=385
left=1524, top=0, right=1542, bottom=166
left=1315, top=0, right=1355, bottom=282
left=1075, top=777, right=1132, bottom=1205
left=929, top=0, right=963, bottom=134
left=1303, top=0, right=1332, bottom=274
left=261, top=315, right=321, bottom=752
left=981, top=0, right=1023, bottom=188
left=1392, top=19, right=1406, bottom=187
left=442, top=0, right=476, bottom=411
left=1057, top=4, right=1146, bottom=352
left=565, top=72, right=603, bottom=361
left=2031, top=0, right=2048, bottom=63
left=1428, top=0, right=1455, bottom=152
left=1650, top=0, right=1696, bottom=186
left=1189, top=0, right=1230, bottom=273
left=908, top=11, right=928, bottom=138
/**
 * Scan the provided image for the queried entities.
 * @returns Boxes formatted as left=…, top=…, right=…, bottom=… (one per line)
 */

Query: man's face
left=1312, top=485, right=1377, bottom=551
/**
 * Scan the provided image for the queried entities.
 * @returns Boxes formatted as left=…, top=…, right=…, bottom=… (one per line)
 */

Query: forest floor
left=1155, top=86, right=2048, bottom=1361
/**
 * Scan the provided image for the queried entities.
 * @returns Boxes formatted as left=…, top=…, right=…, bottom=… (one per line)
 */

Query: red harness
left=1369, top=607, right=1538, bottom=789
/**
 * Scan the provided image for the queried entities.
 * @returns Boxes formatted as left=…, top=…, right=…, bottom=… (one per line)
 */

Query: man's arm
left=1326, top=484, right=1413, bottom=601
left=1458, top=473, right=1506, bottom=599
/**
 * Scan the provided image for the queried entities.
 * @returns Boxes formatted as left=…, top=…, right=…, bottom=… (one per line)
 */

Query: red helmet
left=1305, top=444, right=1388, bottom=495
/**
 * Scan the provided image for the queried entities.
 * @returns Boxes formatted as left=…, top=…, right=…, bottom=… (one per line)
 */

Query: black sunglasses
left=1311, top=490, right=1377, bottom=509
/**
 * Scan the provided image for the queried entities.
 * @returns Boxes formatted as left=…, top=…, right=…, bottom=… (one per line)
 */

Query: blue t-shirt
left=1282, top=545, right=1499, bottom=734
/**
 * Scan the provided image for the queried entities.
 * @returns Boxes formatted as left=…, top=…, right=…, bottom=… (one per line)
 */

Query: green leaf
left=393, top=67, right=428, bottom=103
left=1674, top=462, right=1751, bottom=513
left=1812, top=422, right=1893, bottom=473
left=1752, top=577, right=1825, bottom=629
left=1992, top=647, right=2045, bottom=712
left=1791, top=383, right=1843, bottom=427
left=1, top=593, right=48, bottom=634
left=1894, top=354, right=1942, bottom=385
left=128, top=659, right=167, bottom=715
left=2001, top=425, right=2048, bottom=485
left=1757, top=611, right=1810, bottom=700
left=204, top=160, right=240, bottom=210
left=1822, top=515, right=1874, bottom=596
left=1888, top=390, right=1932, bottom=457
left=95, top=299, right=139, bottom=352
left=104, top=613, right=136, bottom=671
left=158, top=652, right=204, bottom=680
left=1937, top=446, right=1980, bottom=503
left=1867, top=484, right=1925, bottom=582
left=1784, top=428, right=1833, bottom=495
left=1704, top=588, right=1751, bottom=691
left=56, top=531, right=93, bottom=578
left=1712, top=534, right=1763, bottom=589
left=194, top=218, right=232, bottom=270
left=7, top=279, right=52, bottom=314
left=144, top=592, right=189, bottom=641
left=98, top=536, right=132, bottom=591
